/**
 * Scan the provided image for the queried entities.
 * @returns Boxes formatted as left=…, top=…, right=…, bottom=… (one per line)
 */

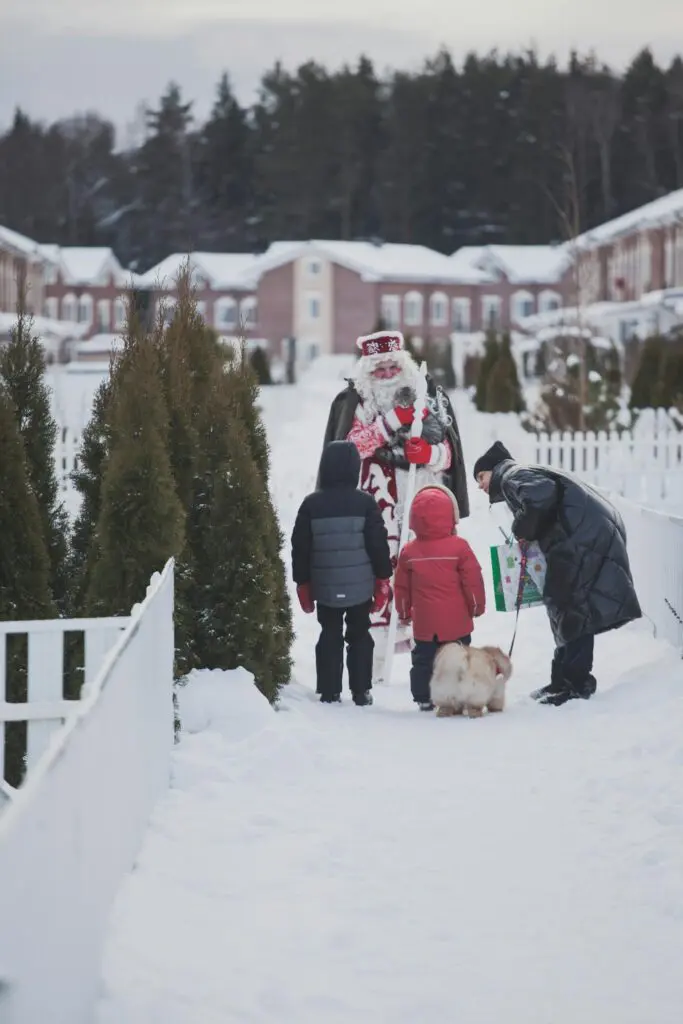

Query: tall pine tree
left=85, top=333, right=185, bottom=615
left=0, top=385, right=55, bottom=786
left=0, top=302, right=70, bottom=610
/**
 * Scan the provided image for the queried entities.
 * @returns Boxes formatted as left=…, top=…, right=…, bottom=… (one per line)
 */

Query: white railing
left=0, top=559, right=175, bottom=1024
left=606, top=493, right=683, bottom=652
left=530, top=427, right=683, bottom=506
left=1, top=616, right=128, bottom=784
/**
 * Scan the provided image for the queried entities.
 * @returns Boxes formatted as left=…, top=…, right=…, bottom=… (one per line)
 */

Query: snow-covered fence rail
left=606, top=494, right=683, bottom=652
left=530, top=426, right=683, bottom=506
left=0, top=559, right=175, bottom=1024
left=1, top=615, right=128, bottom=786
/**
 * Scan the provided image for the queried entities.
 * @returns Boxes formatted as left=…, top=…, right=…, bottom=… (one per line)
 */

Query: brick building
left=41, top=246, right=138, bottom=339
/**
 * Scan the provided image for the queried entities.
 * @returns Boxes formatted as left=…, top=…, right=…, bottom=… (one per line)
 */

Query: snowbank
left=176, top=667, right=274, bottom=743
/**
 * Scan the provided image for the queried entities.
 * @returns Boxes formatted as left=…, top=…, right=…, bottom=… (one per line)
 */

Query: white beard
left=353, top=351, right=422, bottom=420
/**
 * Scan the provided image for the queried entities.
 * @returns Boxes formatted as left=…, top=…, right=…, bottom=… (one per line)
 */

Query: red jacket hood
left=409, top=485, right=459, bottom=540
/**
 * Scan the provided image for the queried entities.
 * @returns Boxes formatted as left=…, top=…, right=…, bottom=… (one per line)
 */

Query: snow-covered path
left=96, top=361, right=683, bottom=1023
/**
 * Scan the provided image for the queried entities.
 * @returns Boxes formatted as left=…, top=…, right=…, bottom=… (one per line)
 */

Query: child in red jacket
left=394, top=484, right=486, bottom=710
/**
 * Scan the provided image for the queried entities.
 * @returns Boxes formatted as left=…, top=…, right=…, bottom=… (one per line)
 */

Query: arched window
left=429, top=291, right=448, bottom=327
left=240, top=296, right=257, bottom=328
left=113, top=297, right=127, bottom=329
left=61, top=293, right=76, bottom=321
left=511, top=290, right=535, bottom=322
left=214, top=297, right=238, bottom=331
left=538, top=290, right=562, bottom=314
left=77, top=293, right=93, bottom=325
left=403, top=291, right=423, bottom=327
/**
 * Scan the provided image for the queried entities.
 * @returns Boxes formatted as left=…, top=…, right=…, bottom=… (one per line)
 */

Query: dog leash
left=508, top=541, right=529, bottom=658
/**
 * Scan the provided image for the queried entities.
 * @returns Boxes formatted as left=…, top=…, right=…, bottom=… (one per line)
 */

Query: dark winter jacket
left=318, top=376, right=470, bottom=518
left=291, top=440, right=392, bottom=609
left=489, top=459, right=642, bottom=646
left=394, top=485, right=485, bottom=642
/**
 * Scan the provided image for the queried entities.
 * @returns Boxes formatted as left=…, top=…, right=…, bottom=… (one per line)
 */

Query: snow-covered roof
left=40, top=245, right=136, bottom=288
left=74, top=333, right=125, bottom=355
left=137, top=252, right=260, bottom=291
left=450, top=244, right=571, bottom=285
left=0, top=223, right=46, bottom=262
left=0, top=310, right=88, bottom=341
left=257, top=240, right=493, bottom=285
left=573, top=188, right=683, bottom=251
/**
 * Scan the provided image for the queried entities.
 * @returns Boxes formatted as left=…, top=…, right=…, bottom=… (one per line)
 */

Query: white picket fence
left=0, top=559, right=175, bottom=1024
left=0, top=616, right=127, bottom=784
left=529, top=427, right=683, bottom=506
left=606, top=493, right=683, bottom=652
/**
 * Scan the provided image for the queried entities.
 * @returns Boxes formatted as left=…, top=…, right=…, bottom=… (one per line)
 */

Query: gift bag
left=490, top=540, right=547, bottom=613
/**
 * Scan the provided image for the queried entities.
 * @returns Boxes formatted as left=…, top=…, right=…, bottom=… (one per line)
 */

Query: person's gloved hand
left=297, top=583, right=315, bottom=613
left=404, top=437, right=433, bottom=465
left=371, top=578, right=391, bottom=614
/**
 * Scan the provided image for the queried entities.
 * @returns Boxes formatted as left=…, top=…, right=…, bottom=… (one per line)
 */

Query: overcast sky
left=2, top=0, right=681, bottom=139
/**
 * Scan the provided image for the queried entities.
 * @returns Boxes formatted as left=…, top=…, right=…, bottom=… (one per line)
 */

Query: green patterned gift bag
left=490, top=540, right=547, bottom=612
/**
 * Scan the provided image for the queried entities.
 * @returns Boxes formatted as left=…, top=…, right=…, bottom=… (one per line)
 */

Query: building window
left=77, top=294, right=93, bottom=324
left=512, top=290, right=535, bottom=322
left=113, top=297, right=127, bottom=330
left=451, top=298, right=471, bottom=332
left=240, top=297, right=257, bottom=328
left=214, top=298, right=237, bottom=330
left=308, top=294, right=321, bottom=319
left=62, top=293, right=76, bottom=321
left=482, top=295, right=502, bottom=329
left=307, top=259, right=322, bottom=276
left=380, top=294, right=400, bottom=328
left=403, top=292, right=423, bottom=327
left=44, top=297, right=58, bottom=321
left=538, top=290, right=562, bottom=314
left=430, top=292, right=448, bottom=327
left=97, top=299, right=110, bottom=331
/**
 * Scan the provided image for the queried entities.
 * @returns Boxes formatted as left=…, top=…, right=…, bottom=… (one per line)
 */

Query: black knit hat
left=473, top=441, right=513, bottom=480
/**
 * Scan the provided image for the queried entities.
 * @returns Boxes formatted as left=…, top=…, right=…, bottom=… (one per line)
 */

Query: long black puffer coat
left=489, top=459, right=642, bottom=646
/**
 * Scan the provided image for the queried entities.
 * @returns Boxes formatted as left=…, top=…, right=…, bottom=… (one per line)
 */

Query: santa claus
left=318, top=330, right=469, bottom=676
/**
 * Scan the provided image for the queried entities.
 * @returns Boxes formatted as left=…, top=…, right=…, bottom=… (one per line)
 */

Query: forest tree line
left=1, top=46, right=682, bottom=271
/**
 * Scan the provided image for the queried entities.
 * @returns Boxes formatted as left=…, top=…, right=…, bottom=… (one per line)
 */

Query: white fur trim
left=428, top=442, right=448, bottom=471
left=383, top=408, right=403, bottom=433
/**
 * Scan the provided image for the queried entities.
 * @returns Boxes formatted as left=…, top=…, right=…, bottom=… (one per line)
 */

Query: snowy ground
left=95, top=358, right=683, bottom=1023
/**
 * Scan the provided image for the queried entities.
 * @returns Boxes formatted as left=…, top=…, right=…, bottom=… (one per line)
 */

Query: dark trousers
left=410, top=634, right=471, bottom=704
left=552, top=635, right=596, bottom=694
left=316, top=601, right=374, bottom=699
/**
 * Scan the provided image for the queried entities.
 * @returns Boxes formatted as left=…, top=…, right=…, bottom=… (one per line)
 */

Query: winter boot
left=352, top=690, right=373, bottom=706
left=417, top=701, right=435, bottom=712
left=320, top=694, right=342, bottom=704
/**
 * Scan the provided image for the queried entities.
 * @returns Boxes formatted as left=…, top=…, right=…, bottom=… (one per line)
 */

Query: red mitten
left=297, top=583, right=315, bottom=614
left=384, top=405, right=428, bottom=432
left=405, top=437, right=433, bottom=465
left=371, top=578, right=391, bottom=614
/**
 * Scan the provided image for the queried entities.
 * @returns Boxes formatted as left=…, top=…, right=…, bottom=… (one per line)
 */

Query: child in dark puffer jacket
left=394, top=484, right=486, bottom=710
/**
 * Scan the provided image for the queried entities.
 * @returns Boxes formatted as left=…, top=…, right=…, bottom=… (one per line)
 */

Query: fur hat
left=356, top=331, right=405, bottom=358
left=473, top=441, right=513, bottom=480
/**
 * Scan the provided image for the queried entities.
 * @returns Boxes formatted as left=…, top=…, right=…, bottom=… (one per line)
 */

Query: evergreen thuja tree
left=0, top=386, right=55, bottom=786
left=227, top=353, right=293, bottom=687
left=629, top=335, right=666, bottom=409
left=0, top=304, right=70, bottom=609
left=475, top=330, right=500, bottom=411
left=485, top=333, right=525, bottom=414
left=85, top=338, right=185, bottom=616
left=190, top=363, right=285, bottom=701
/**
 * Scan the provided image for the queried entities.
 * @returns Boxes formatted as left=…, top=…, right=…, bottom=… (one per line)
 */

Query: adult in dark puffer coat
left=473, top=441, right=642, bottom=705
left=291, top=441, right=392, bottom=705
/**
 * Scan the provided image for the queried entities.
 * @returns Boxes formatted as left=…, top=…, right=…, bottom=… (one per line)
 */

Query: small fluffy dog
left=430, top=643, right=513, bottom=718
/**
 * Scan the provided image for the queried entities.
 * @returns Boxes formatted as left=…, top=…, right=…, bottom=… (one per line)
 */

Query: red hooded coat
left=394, top=485, right=486, bottom=642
